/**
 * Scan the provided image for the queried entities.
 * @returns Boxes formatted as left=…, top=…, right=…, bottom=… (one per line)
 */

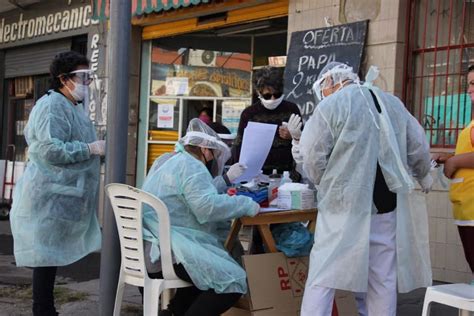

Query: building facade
left=101, top=0, right=474, bottom=284
left=0, top=0, right=109, bottom=161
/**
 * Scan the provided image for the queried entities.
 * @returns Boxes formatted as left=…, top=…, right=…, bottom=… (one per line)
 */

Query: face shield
left=217, top=133, right=236, bottom=148
left=179, top=118, right=231, bottom=177
left=69, top=69, right=101, bottom=116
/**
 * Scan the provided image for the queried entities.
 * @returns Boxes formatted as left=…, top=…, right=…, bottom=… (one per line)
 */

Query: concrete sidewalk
left=0, top=221, right=461, bottom=315
left=0, top=251, right=144, bottom=315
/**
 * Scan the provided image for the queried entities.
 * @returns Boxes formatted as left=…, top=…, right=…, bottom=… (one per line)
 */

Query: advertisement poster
left=165, top=77, right=189, bottom=95
left=222, top=101, right=248, bottom=135
left=157, top=103, right=175, bottom=128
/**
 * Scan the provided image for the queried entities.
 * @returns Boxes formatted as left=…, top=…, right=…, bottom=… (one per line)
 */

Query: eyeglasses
left=259, top=91, right=283, bottom=100
left=70, top=69, right=95, bottom=85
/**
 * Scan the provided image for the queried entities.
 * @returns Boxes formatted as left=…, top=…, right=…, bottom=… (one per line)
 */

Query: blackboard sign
left=283, top=20, right=368, bottom=121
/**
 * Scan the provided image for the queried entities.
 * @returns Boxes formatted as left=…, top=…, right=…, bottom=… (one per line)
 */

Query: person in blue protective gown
left=145, top=122, right=246, bottom=251
left=9, top=51, right=105, bottom=316
left=141, top=118, right=259, bottom=316
left=291, top=62, right=433, bottom=316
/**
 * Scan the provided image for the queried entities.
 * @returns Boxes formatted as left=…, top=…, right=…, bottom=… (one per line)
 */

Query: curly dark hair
left=253, top=66, right=284, bottom=94
left=49, top=51, right=89, bottom=90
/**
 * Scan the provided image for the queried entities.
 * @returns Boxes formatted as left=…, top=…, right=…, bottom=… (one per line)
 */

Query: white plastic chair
left=105, top=183, right=192, bottom=316
left=421, top=283, right=474, bottom=316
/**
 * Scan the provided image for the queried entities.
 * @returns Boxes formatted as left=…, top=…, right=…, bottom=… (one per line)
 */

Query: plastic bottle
left=268, top=169, right=281, bottom=202
left=280, top=171, right=293, bottom=186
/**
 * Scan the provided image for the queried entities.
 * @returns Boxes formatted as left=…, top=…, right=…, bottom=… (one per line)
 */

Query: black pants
left=458, top=226, right=474, bottom=272
left=145, top=264, right=241, bottom=316
left=32, top=266, right=58, bottom=316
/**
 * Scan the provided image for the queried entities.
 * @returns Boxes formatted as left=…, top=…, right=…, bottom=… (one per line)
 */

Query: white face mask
left=259, top=94, right=284, bottom=110
left=66, top=80, right=89, bottom=102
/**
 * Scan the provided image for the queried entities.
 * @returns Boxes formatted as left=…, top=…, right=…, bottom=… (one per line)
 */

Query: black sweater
left=232, top=99, right=301, bottom=179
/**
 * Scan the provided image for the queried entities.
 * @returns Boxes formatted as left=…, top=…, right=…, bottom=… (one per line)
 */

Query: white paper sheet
left=234, top=121, right=277, bottom=183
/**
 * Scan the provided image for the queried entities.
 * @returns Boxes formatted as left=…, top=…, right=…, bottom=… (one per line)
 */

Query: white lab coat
left=299, top=84, right=432, bottom=293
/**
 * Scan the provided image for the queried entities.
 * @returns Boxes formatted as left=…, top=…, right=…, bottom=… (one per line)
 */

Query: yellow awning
left=139, top=0, right=289, bottom=40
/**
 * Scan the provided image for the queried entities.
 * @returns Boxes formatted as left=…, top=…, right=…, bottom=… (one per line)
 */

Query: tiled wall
left=426, top=173, right=472, bottom=283
left=288, top=0, right=472, bottom=284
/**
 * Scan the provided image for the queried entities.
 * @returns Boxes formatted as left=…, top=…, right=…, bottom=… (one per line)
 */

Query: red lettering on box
left=277, top=267, right=288, bottom=278
left=280, top=279, right=291, bottom=290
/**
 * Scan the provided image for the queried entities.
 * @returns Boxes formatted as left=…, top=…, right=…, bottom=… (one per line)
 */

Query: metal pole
left=99, top=0, right=131, bottom=315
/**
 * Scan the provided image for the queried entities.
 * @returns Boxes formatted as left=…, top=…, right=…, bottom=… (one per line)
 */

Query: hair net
left=178, top=118, right=231, bottom=176
left=312, top=62, right=360, bottom=101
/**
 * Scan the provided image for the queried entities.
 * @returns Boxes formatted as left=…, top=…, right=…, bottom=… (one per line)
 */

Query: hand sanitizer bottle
left=280, top=171, right=292, bottom=186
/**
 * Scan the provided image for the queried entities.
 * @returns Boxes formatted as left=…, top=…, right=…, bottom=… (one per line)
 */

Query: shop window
left=3, top=75, right=50, bottom=162
left=146, top=43, right=253, bottom=169
left=406, top=0, right=474, bottom=148
left=6, top=77, right=35, bottom=162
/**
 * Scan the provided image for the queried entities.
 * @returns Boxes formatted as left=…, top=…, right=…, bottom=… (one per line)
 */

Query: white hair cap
left=179, top=118, right=231, bottom=176
left=312, top=62, right=360, bottom=101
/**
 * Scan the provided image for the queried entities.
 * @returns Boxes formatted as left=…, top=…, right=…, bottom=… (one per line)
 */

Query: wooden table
left=224, top=208, right=317, bottom=253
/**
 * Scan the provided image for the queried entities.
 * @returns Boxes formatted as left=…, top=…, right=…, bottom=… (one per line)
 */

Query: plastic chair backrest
left=105, top=183, right=180, bottom=281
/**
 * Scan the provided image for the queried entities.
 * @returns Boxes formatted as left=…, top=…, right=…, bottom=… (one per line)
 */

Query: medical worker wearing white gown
left=10, top=51, right=105, bottom=316
left=141, top=119, right=259, bottom=316
left=291, top=62, right=433, bottom=316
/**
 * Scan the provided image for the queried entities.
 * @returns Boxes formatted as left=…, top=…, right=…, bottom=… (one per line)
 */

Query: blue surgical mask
left=67, top=80, right=89, bottom=102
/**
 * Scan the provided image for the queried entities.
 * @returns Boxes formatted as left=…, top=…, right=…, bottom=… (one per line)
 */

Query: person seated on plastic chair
left=141, top=118, right=260, bottom=316
left=145, top=121, right=246, bottom=264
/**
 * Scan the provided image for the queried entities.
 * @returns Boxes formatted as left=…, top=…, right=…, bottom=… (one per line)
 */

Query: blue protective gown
left=300, top=84, right=432, bottom=293
left=142, top=150, right=259, bottom=294
left=10, top=90, right=101, bottom=267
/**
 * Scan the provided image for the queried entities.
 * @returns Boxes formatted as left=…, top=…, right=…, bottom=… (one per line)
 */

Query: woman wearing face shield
left=232, top=66, right=302, bottom=180
left=9, top=51, right=104, bottom=316
left=141, top=119, right=260, bottom=316
left=293, top=62, right=433, bottom=316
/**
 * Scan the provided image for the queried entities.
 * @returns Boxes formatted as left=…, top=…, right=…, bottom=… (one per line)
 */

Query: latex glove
left=287, top=114, right=302, bottom=140
left=88, top=140, right=106, bottom=156
left=226, top=163, right=247, bottom=182
left=291, top=139, right=303, bottom=164
left=419, top=173, right=433, bottom=193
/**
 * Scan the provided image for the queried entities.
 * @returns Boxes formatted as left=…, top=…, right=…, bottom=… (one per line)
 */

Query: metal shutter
left=5, top=39, right=71, bottom=78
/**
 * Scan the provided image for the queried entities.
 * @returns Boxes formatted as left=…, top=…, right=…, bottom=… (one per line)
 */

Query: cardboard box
left=223, top=253, right=358, bottom=316
left=277, top=189, right=315, bottom=210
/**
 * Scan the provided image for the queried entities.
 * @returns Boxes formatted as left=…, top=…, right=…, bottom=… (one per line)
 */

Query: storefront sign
left=268, top=56, right=287, bottom=67
left=283, top=20, right=368, bottom=122
left=87, top=31, right=108, bottom=138
left=0, top=0, right=99, bottom=49
left=151, top=64, right=251, bottom=98
left=0, top=6, right=95, bottom=44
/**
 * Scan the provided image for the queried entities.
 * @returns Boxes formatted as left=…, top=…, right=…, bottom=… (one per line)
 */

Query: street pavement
left=0, top=220, right=460, bottom=315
